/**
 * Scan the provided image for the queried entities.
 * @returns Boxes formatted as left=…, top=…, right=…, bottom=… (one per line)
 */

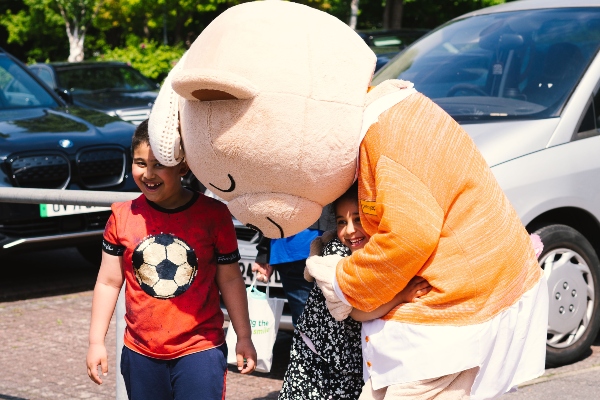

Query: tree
left=383, top=0, right=403, bottom=29
left=348, top=0, right=360, bottom=30
left=0, top=0, right=512, bottom=68
left=55, top=0, right=104, bottom=62
left=0, top=0, right=67, bottom=62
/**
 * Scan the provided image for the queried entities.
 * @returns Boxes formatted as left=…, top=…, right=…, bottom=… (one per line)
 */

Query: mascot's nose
left=228, top=193, right=323, bottom=239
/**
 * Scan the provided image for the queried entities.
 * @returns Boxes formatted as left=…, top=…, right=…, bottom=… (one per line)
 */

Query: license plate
left=238, top=259, right=283, bottom=287
left=40, top=204, right=111, bottom=218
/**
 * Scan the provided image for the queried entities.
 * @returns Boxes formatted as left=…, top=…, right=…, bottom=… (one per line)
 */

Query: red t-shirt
left=103, top=192, right=240, bottom=359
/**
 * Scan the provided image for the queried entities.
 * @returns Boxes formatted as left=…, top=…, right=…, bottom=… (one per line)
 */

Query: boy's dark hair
left=131, top=119, right=150, bottom=156
left=332, top=181, right=359, bottom=215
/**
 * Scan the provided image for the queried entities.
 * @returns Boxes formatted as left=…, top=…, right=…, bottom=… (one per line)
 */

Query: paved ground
left=1, top=247, right=600, bottom=399
left=0, top=291, right=293, bottom=400
left=0, top=247, right=292, bottom=400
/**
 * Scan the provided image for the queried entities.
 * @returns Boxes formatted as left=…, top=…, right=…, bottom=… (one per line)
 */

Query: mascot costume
left=148, top=2, right=548, bottom=399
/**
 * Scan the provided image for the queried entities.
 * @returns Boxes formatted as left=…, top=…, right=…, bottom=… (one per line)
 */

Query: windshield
left=0, top=56, right=58, bottom=110
left=56, top=66, right=155, bottom=93
left=372, top=8, right=600, bottom=122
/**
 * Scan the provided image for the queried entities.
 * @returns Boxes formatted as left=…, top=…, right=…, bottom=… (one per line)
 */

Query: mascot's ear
left=171, top=68, right=259, bottom=101
left=148, top=53, right=188, bottom=167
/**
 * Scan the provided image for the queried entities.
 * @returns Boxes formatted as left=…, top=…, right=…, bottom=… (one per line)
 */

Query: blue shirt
left=269, top=228, right=323, bottom=264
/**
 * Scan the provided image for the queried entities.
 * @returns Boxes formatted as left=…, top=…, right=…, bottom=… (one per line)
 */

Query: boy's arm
left=350, top=276, right=432, bottom=322
left=216, top=262, right=257, bottom=374
left=87, top=251, right=124, bottom=385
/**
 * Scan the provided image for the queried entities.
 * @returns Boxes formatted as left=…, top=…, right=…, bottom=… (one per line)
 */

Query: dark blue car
left=0, top=48, right=138, bottom=262
left=29, top=61, right=159, bottom=126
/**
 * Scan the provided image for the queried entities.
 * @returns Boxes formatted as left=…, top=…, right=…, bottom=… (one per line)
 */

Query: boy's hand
left=236, top=337, right=257, bottom=374
left=252, top=262, right=273, bottom=283
left=86, top=343, right=108, bottom=385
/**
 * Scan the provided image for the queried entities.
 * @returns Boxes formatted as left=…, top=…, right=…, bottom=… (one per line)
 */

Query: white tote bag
left=226, top=277, right=285, bottom=373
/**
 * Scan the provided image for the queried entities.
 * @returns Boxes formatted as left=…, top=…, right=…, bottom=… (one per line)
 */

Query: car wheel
left=77, top=240, right=103, bottom=267
left=534, top=224, right=600, bottom=367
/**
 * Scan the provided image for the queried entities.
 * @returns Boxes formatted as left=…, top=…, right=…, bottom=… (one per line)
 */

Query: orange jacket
left=337, top=92, right=542, bottom=325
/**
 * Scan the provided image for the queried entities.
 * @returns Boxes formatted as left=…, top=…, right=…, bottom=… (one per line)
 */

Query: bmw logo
left=58, top=139, right=73, bottom=148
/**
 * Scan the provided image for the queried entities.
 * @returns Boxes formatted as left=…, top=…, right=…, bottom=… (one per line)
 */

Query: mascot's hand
left=304, top=230, right=340, bottom=282
left=305, top=254, right=353, bottom=321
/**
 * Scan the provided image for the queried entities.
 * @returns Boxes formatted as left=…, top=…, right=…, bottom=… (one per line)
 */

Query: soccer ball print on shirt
left=131, top=233, right=198, bottom=299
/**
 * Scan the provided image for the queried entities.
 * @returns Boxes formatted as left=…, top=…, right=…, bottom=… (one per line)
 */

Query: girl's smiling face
left=335, top=197, right=370, bottom=252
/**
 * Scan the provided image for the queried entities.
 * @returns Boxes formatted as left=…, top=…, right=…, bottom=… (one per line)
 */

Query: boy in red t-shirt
left=86, top=120, right=256, bottom=400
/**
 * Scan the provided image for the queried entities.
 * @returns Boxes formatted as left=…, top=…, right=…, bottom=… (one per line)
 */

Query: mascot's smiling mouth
left=209, top=174, right=236, bottom=192
left=246, top=217, right=285, bottom=238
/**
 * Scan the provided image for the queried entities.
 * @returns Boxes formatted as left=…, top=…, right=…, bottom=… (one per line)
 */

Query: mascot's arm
left=336, top=155, right=444, bottom=312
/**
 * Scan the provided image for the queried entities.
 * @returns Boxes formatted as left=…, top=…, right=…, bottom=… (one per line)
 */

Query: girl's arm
left=350, top=276, right=431, bottom=322
left=86, top=251, right=124, bottom=385
left=216, top=262, right=257, bottom=374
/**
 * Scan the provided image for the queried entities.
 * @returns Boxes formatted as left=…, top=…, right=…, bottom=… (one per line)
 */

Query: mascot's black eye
left=267, top=217, right=284, bottom=238
left=209, top=174, right=236, bottom=193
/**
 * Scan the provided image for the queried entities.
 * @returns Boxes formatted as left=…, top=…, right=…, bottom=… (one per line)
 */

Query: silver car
left=373, top=0, right=600, bottom=367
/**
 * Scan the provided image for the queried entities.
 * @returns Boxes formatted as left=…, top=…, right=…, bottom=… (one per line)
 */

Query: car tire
left=77, top=240, right=103, bottom=268
left=533, top=224, right=600, bottom=367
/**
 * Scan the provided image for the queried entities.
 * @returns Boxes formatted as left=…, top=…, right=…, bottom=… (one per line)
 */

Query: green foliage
left=0, top=0, right=513, bottom=69
left=0, top=0, right=67, bottom=61
left=94, top=37, right=185, bottom=82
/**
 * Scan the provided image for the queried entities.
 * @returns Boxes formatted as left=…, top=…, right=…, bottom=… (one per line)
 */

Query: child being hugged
left=86, top=119, right=256, bottom=400
left=278, top=182, right=431, bottom=400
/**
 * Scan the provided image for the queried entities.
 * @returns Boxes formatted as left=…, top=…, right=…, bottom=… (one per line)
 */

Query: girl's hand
left=399, top=276, right=432, bottom=303
left=236, top=337, right=257, bottom=374
left=86, top=343, right=108, bottom=385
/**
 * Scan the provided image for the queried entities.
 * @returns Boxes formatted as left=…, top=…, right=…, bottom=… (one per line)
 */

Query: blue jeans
left=120, top=344, right=227, bottom=400
left=274, top=260, right=313, bottom=326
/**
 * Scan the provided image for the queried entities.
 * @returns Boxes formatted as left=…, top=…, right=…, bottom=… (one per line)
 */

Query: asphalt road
left=1, top=247, right=599, bottom=399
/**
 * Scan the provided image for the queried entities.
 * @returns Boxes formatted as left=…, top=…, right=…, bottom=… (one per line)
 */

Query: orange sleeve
left=336, top=155, right=444, bottom=312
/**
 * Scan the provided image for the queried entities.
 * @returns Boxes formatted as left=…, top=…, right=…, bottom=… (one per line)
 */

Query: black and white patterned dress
left=278, top=238, right=363, bottom=400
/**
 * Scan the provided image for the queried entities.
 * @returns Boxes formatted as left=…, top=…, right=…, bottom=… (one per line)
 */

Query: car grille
left=116, top=108, right=151, bottom=126
left=7, top=154, right=70, bottom=189
left=77, top=148, right=126, bottom=188
left=5, top=147, right=127, bottom=189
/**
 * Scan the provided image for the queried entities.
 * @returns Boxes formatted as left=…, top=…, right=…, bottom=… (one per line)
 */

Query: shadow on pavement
left=0, top=247, right=99, bottom=302
left=0, top=394, right=29, bottom=400
left=227, top=330, right=294, bottom=379
left=251, top=392, right=281, bottom=400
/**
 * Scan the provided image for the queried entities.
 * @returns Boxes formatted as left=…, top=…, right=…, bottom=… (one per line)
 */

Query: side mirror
left=55, top=87, right=73, bottom=104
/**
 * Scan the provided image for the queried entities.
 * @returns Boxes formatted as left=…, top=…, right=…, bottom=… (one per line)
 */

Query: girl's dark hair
left=332, top=181, right=359, bottom=215
left=131, top=119, right=150, bottom=156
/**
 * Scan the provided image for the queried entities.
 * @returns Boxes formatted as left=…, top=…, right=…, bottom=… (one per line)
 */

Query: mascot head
left=149, top=1, right=376, bottom=238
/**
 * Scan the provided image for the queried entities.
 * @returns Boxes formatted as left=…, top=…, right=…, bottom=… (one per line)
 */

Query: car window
left=373, top=8, right=600, bottom=122
left=55, top=66, right=154, bottom=93
left=573, top=86, right=600, bottom=141
left=31, top=67, right=56, bottom=89
left=0, top=56, right=57, bottom=110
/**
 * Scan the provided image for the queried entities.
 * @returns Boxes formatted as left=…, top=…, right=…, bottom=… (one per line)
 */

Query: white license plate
left=40, top=204, right=111, bottom=218
left=238, top=259, right=283, bottom=287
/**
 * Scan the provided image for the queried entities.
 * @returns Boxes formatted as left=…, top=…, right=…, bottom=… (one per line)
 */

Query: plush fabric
left=149, top=1, right=376, bottom=238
